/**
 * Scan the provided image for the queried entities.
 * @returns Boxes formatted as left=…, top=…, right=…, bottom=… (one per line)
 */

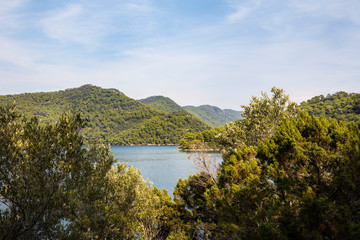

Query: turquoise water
left=111, top=146, right=222, bottom=196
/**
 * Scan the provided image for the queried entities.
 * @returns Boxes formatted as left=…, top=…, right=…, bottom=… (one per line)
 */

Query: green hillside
left=0, top=85, right=210, bottom=145
left=183, top=105, right=243, bottom=127
left=139, top=96, right=184, bottom=113
left=300, top=91, right=360, bottom=126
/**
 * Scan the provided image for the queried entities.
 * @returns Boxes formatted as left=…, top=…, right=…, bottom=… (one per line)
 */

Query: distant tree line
left=0, top=85, right=209, bottom=146
left=301, top=91, right=359, bottom=127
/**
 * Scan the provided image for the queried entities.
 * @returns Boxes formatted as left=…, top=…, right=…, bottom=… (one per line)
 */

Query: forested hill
left=139, top=95, right=243, bottom=127
left=183, top=105, right=243, bottom=127
left=300, top=91, right=360, bottom=126
left=139, top=96, right=184, bottom=113
left=0, top=85, right=210, bottom=145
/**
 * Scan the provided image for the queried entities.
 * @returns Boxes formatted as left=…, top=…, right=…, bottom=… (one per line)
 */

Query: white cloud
left=291, top=0, right=360, bottom=24
left=0, top=0, right=27, bottom=14
left=52, top=38, right=358, bottom=109
left=0, top=0, right=359, bottom=110
left=0, top=0, right=28, bottom=30
left=226, top=0, right=263, bottom=23
left=40, top=0, right=156, bottom=49
left=0, top=36, right=40, bottom=68
left=126, top=2, right=155, bottom=13
left=41, top=4, right=86, bottom=43
left=41, top=3, right=111, bottom=49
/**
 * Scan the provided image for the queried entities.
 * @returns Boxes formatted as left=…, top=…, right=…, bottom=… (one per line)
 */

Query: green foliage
left=257, top=112, right=360, bottom=239
left=218, top=87, right=299, bottom=151
left=69, top=163, right=185, bottom=239
left=175, top=111, right=360, bottom=239
left=301, top=91, right=360, bottom=127
left=0, top=105, right=184, bottom=239
left=179, top=127, right=224, bottom=151
left=112, top=111, right=209, bottom=145
left=183, top=105, right=243, bottom=128
left=139, top=95, right=184, bottom=113
left=175, top=88, right=360, bottom=239
left=140, top=96, right=243, bottom=128
left=0, top=104, right=114, bottom=238
left=2, top=87, right=359, bottom=239
left=0, top=85, right=209, bottom=145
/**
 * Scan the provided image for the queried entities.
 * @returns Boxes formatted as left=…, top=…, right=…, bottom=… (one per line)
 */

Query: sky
left=0, top=0, right=359, bottom=110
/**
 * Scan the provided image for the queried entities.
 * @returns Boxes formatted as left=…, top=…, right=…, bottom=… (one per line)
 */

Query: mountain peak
left=139, top=95, right=184, bottom=113
left=183, top=105, right=243, bottom=127
left=0, top=86, right=209, bottom=145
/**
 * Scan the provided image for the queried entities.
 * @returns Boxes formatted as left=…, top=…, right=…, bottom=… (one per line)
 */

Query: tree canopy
left=300, top=91, right=360, bottom=127
left=174, top=88, right=360, bottom=239
left=0, top=105, right=185, bottom=239
left=218, top=87, right=299, bottom=150
left=1, top=87, right=359, bottom=239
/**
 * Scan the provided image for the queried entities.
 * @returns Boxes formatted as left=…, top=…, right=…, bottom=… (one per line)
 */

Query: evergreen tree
left=0, top=105, right=184, bottom=239
left=175, top=89, right=360, bottom=239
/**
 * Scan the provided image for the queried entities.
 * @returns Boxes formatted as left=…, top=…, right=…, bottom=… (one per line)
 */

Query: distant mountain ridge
left=0, top=85, right=209, bottom=145
left=139, top=96, right=184, bottom=113
left=183, top=105, right=243, bottom=127
left=139, top=95, right=243, bottom=127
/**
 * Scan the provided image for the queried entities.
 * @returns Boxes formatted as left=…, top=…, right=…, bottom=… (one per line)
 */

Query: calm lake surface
left=111, top=146, right=222, bottom=196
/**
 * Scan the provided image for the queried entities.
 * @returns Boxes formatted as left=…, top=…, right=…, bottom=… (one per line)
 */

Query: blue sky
left=0, top=0, right=359, bottom=110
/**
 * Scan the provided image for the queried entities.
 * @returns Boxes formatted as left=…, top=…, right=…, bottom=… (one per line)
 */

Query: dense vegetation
left=1, top=88, right=359, bottom=239
left=179, top=127, right=224, bottom=151
left=174, top=113, right=360, bottom=239
left=183, top=105, right=243, bottom=127
left=301, top=91, right=360, bottom=127
left=0, top=85, right=209, bottom=145
left=179, top=88, right=297, bottom=151
left=0, top=105, right=185, bottom=239
left=139, top=96, right=184, bottom=113
left=180, top=90, right=360, bottom=151
left=174, top=88, right=360, bottom=239
left=139, top=95, right=243, bottom=128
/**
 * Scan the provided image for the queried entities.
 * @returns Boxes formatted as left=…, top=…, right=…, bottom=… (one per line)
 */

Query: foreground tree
left=175, top=87, right=298, bottom=238
left=68, top=162, right=187, bottom=239
left=218, top=87, right=298, bottom=151
left=257, top=112, right=360, bottom=239
left=175, top=88, right=360, bottom=239
left=0, top=105, right=183, bottom=239
left=0, top=105, right=103, bottom=239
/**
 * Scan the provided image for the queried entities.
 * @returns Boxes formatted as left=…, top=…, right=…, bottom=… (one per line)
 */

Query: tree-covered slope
left=0, top=85, right=210, bottom=145
left=139, top=96, right=184, bottom=113
left=139, top=95, right=184, bottom=113
left=183, top=105, right=243, bottom=127
left=300, top=91, right=360, bottom=126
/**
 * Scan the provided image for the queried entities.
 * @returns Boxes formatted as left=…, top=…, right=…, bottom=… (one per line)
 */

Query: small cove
left=111, top=145, right=222, bottom=196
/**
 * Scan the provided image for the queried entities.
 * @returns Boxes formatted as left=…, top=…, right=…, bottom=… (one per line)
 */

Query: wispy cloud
left=0, top=0, right=28, bottom=30
left=0, top=36, right=40, bottom=68
left=40, top=0, right=156, bottom=49
left=0, top=0, right=359, bottom=110
left=226, top=0, right=263, bottom=23
left=0, top=0, right=24, bottom=12
left=41, top=4, right=89, bottom=45
left=291, top=0, right=360, bottom=24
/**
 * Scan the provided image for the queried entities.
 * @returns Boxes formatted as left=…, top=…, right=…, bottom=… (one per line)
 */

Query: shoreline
left=108, top=144, right=221, bottom=153
left=178, top=148, right=221, bottom=153
left=110, top=144, right=178, bottom=147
